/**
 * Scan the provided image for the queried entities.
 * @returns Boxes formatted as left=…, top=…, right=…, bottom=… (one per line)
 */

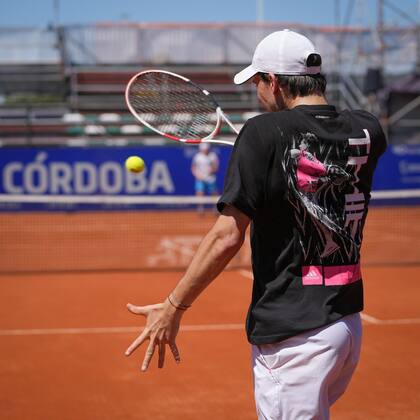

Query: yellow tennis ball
left=125, top=156, right=145, bottom=173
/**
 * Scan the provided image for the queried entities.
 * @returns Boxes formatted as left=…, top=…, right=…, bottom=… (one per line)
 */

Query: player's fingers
left=141, top=340, right=156, bottom=372
left=158, top=342, right=166, bottom=369
left=169, top=342, right=181, bottom=364
left=125, top=329, right=148, bottom=356
left=126, top=303, right=149, bottom=316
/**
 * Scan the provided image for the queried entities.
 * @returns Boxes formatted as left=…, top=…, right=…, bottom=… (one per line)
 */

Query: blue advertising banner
left=1, top=143, right=419, bottom=210
left=0, top=145, right=231, bottom=196
left=372, top=144, right=420, bottom=191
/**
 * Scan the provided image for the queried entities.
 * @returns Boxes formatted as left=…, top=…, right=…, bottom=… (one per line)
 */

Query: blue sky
left=1, top=0, right=418, bottom=27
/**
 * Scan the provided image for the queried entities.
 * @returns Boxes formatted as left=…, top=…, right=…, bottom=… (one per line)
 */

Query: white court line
left=361, top=313, right=420, bottom=325
left=0, top=323, right=244, bottom=337
left=238, top=270, right=420, bottom=326
left=237, top=269, right=253, bottom=279
left=1, top=315, right=420, bottom=337
left=1, top=269, right=418, bottom=336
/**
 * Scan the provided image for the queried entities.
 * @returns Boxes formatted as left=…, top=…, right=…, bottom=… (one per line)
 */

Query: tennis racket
left=125, top=69, right=239, bottom=146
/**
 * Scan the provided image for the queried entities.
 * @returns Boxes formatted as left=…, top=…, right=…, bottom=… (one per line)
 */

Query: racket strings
left=128, top=72, right=218, bottom=140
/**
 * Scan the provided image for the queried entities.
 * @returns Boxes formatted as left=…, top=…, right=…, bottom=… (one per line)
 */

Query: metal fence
left=0, top=23, right=418, bottom=75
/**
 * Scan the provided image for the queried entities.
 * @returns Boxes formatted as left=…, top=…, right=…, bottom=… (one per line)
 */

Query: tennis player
left=126, top=29, right=387, bottom=419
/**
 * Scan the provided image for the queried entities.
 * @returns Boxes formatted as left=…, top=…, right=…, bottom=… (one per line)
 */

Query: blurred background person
left=191, top=143, right=219, bottom=213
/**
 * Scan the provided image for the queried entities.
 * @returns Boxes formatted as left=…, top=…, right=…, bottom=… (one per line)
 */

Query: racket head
left=125, top=69, right=224, bottom=144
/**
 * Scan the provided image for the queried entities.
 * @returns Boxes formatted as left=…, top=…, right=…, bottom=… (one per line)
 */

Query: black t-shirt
left=218, top=105, right=387, bottom=345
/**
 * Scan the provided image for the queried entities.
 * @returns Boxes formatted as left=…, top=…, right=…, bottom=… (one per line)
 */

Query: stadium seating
left=0, top=65, right=259, bottom=144
left=68, top=66, right=258, bottom=113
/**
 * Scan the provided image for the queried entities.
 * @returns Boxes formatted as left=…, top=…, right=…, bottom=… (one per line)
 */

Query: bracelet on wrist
left=167, top=293, right=191, bottom=311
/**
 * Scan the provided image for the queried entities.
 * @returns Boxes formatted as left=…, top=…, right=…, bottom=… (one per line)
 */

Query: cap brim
left=233, top=65, right=258, bottom=85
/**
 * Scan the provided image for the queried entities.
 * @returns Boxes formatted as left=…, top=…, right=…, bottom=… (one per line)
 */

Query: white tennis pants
left=252, top=313, right=362, bottom=420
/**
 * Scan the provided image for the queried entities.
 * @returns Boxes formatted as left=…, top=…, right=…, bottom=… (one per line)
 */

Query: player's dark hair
left=276, top=74, right=327, bottom=98
left=259, top=68, right=327, bottom=98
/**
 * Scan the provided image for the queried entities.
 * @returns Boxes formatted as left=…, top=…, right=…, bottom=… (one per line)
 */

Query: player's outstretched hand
left=125, top=301, right=183, bottom=371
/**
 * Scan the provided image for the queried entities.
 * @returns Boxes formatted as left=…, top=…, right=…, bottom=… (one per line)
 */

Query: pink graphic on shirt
left=297, top=153, right=328, bottom=176
left=301, top=263, right=361, bottom=286
left=296, top=152, right=328, bottom=193
left=285, top=130, right=371, bottom=269
left=290, top=139, right=343, bottom=258
left=324, top=263, right=361, bottom=286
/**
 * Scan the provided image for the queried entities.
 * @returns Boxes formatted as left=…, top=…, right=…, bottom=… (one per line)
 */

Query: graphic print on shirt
left=282, top=130, right=371, bottom=267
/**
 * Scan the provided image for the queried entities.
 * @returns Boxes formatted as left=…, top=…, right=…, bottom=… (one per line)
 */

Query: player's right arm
left=171, top=204, right=249, bottom=303
left=125, top=205, right=250, bottom=372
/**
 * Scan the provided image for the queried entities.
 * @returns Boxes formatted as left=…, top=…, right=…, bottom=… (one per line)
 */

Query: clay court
left=1, top=205, right=420, bottom=419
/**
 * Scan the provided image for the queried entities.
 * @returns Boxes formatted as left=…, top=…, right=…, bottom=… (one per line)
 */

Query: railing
left=0, top=23, right=418, bottom=75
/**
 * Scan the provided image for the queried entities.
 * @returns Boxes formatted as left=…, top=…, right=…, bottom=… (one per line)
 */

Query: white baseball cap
left=233, top=29, right=322, bottom=85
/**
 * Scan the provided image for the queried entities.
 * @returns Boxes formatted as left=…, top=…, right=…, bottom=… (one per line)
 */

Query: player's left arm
left=125, top=204, right=250, bottom=371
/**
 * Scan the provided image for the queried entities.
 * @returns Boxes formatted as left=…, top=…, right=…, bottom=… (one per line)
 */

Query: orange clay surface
left=1, top=266, right=420, bottom=420
left=1, top=206, right=419, bottom=273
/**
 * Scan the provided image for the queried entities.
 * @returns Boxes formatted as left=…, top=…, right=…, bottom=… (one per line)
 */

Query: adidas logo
left=306, top=270, right=320, bottom=278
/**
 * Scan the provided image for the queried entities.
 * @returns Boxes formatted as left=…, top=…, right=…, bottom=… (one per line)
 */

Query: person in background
left=191, top=143, right=219, bottom=213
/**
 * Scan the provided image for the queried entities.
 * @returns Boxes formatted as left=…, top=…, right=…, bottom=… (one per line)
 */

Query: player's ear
left=268, top=73, right=279, bottom=92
